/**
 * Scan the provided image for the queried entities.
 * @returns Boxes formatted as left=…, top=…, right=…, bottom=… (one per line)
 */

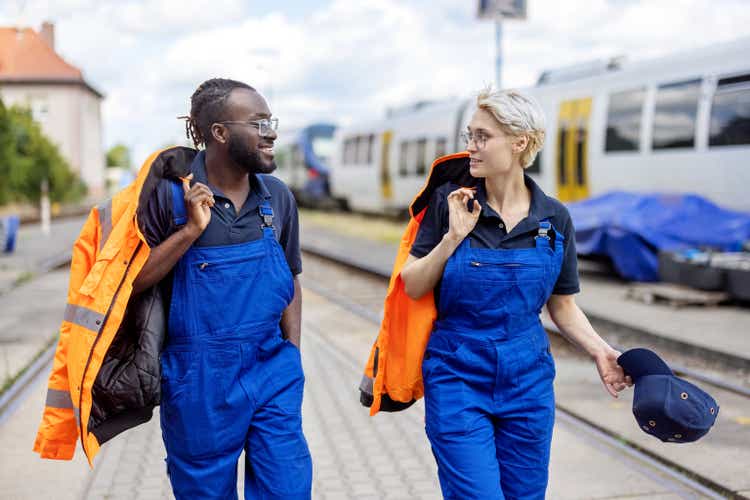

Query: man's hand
left=182, top=173, right=214, bottom=237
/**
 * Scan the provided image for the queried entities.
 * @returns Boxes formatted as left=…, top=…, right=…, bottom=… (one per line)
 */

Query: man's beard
left=228, top=133, right=276, bottom=174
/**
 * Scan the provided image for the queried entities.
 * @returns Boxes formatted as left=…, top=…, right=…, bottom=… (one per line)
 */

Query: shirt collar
left=474, top=174, right=556, bottom=239
left=475, top=174, right=555, bottom=221
left=189, top=149, right=265, bottom=200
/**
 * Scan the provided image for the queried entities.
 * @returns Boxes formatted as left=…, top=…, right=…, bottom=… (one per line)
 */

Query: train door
left=380, top=130, right=393, bottom=201
left=556, top=98, right=591, bottom=202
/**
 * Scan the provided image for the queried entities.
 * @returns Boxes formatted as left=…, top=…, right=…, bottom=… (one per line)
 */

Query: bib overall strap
left=170, top=180, right=188, bottom=226
left=255, top=174, right=275, bottom=238
left=535, top=218, right=565, bottom=252
left=536, top=220, right=551, bottom=240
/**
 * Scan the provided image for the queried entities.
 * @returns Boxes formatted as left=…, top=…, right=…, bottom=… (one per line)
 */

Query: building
left=0, top=22, right=105, bottom=199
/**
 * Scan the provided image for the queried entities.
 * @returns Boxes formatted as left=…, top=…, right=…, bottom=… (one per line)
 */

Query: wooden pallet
left=625, top=283, right=729, bottom=308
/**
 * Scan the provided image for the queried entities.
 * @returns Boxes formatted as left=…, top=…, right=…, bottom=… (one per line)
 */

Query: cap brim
left=618, top=348, right=673, bottom=381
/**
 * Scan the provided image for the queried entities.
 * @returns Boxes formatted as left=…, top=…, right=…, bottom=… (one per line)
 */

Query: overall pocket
left=190, top=253, right=265, bottom=334
left=423, top=334, right=471, bottom=436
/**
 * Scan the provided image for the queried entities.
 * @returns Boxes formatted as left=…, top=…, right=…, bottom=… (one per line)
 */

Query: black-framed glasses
left=216, top=118, right=279, bottom=137
left=460, top=131, right=490, bottom=150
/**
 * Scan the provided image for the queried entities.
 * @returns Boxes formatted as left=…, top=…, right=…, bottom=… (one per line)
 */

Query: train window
left=709, top=73, right=750, bottom=147
left=527, top=150, right=541, bottom=174
left=356, top=136, right=368, bottom=164
left=652, top=79, right=701, bottom=150
left=416, top=139, right=427, bottom=176
left=605, top=88, right=645, bottom=152
left=366, top=134, right=375, bottom=163
left=343, top=138, right=355, bottom=165
left=557, top=127, right=567, bottom=184
left=575, top=128, right=586, bottom=185
left=312, top=135, right=334, bottom=164
left=435, top=137, right=447, bottom=158
left=399, top=141, right=408, bottom=177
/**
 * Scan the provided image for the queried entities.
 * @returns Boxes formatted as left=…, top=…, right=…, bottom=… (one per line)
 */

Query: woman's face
left=466, top=108, right=526, bottom=178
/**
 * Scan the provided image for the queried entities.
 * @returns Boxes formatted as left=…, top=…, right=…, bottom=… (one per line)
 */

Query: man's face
left=221, top=88, right=277, bottom=175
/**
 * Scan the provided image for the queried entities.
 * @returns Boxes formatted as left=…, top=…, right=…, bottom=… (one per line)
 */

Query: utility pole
left=495, top=18, right=503, bottom=89
left=40, top=178, right=50, bottom=236
left=477, top=0, right=527, bottom=89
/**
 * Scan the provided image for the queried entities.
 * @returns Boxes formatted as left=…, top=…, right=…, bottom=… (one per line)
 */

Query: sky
left=2, top=0, right=750, bottom=166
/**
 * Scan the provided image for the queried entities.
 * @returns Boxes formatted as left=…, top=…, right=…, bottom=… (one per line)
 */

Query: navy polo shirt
left=140, top=150, right=302, bottom=275
left=410, top=174, right=580, bottom=296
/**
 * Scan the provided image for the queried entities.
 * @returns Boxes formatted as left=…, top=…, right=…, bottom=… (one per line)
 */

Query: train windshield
left=312, top=136, right=335, bottom=163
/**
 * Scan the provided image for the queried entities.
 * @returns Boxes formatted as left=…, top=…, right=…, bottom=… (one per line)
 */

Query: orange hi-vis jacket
left=360, top=152, right=477, bottom=415
left=33, top=147, right=196, bottom=466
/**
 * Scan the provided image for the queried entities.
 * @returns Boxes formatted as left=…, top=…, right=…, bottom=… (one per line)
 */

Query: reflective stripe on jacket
left=33, top=146, right=197, bottom=466
left=359, top=152, right=476, bottom=415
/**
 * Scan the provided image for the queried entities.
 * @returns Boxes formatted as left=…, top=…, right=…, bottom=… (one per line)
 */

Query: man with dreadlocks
left=133, top=78, right=312, bottom=498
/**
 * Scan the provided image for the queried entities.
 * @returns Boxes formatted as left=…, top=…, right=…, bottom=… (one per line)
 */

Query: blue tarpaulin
left=567, top=192, right=750, bottom=282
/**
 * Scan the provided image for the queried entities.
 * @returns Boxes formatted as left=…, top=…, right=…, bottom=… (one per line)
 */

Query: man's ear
left=211, top=123, right=229, bottom=145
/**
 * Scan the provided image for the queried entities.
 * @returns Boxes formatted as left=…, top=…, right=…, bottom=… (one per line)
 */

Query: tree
left=1, top=102, right=86, bottom=204
left=106, top=143, right=131, bottom=169
left=0, top=99, right=16, bottom=205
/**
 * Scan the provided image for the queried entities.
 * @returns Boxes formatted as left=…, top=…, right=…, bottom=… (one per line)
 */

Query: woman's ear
left=512, top=135, right=529, bottom=154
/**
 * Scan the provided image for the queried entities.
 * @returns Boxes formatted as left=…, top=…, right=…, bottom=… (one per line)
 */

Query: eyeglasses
left=460, top=131, right=489, bottom=150
left=216, top=118, right=279, bottom=137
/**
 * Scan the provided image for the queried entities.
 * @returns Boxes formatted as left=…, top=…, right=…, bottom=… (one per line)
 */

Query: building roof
left=0, top=26, right=103, bottom=98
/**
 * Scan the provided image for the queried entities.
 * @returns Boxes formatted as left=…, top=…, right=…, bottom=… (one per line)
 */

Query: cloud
left=1, top=0, right=749, bottom=164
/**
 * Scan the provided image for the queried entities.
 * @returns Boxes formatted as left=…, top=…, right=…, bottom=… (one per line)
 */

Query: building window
left=416, top=139, right=427, bottom=176
left=28, top=95, right=50, bottom=126
left=709, top=73, right=750, bottom=147
left=605, top=88, right=645, bottom=152
left=652, top=79, right=701, bottom=150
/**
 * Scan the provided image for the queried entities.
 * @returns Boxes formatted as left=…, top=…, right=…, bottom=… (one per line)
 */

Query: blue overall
left=160, top=177, right=312, bottom=499
left=422, top=221, right=564, bottom=499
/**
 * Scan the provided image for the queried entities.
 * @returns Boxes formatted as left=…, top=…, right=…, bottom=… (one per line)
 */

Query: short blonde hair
left=476, top=87, right=546, bottom=168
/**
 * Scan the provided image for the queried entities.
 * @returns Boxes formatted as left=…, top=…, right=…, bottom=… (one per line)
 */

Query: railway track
left=300, top=246, right=750, bottom=499
left=1, top=243, right=746, bottom=498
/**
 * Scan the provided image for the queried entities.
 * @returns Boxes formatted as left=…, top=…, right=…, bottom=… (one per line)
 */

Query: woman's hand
left=446, top=187, right=482, bottom=242
left=594, top=347, right=633, bottom=398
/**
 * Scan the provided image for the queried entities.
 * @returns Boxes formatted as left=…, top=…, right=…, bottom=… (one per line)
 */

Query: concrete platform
left=0, top=216, right=84, bottom=296
left=0, top=212, right=745, bottom=498
left=1, top=279, right=729, bottom=499
left=300, top=216, right=750, bottom=369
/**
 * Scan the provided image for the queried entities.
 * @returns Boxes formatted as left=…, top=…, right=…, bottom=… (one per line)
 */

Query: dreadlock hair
left=183, top=78, right=256, bottom=148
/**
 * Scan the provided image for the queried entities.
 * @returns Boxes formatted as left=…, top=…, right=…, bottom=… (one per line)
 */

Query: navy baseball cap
left=618, top=348, right=719, bottom=443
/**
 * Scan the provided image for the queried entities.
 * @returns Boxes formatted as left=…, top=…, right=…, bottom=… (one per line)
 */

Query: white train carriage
left=329, top=36, right=750, bottom=214
left=331, top=99, right=467, bottom=214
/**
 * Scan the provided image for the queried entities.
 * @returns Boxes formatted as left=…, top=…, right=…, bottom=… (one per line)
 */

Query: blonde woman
left=400, top=88, right=631, bottom=499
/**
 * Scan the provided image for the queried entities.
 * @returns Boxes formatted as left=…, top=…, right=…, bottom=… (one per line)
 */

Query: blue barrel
left=1, top=215, right=19, bottom=253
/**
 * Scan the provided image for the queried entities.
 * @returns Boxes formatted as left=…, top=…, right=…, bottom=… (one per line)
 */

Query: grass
left=0, top=334, right=57, bottom=396
left=300, top=209, right=407, bottom=245
left=12, top=270, right=34, bottom=287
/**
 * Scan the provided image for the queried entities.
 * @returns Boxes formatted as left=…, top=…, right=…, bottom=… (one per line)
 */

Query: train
left=320, top=36, right=750, bottom=215
left=273, top=123, right=337, bottom=207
